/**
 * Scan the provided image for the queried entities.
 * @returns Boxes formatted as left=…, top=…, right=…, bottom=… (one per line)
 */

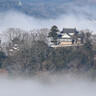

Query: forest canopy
left=0, top=26, right=95, bottom=78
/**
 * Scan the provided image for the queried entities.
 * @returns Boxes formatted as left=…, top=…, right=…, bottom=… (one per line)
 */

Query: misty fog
left=0, top=4, right=96, bottom=96
left=0, top=9, right=96, bottom=33
left=0, top=76, right=96, bottom=96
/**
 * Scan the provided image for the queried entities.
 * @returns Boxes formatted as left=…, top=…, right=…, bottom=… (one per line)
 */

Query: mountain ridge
left=0, top=0, right=96, bottom=18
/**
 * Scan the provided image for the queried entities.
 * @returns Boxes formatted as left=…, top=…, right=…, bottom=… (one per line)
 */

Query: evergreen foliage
left=48, top=25, right=59, bottom=44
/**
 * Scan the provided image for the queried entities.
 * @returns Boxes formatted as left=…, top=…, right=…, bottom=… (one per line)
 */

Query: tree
left=80, top=29, right=92, bottom=42
left=2, top=28, right=29, bottom=56
left=48, top=25, right=59, bottom=44
left=84, top=40, right=92, bottom=52
left=2, top=31, right=50, bottom=76
left=0, top=51, right=6, bottom=68
left=42, top=60, right=55, bottom=72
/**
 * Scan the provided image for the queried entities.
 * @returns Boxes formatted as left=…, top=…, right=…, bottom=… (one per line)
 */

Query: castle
left=49, top=28, right=84, bottom=48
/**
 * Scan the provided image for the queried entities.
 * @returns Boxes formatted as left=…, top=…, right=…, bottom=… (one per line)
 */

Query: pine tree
left=48, top=25, right=59, bottom=44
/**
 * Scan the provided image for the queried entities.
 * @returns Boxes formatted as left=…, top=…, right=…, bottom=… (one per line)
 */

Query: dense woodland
left=0, top=26, right=96, bottom=78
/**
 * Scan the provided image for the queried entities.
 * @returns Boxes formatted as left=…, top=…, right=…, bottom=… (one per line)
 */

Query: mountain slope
left=0, top=0, right=96, bottom=18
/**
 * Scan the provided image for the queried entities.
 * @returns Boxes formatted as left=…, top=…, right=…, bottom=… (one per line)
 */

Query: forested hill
left=0, top=0, right=96, bottom=18
left=0, top=27, right=96, bottom=78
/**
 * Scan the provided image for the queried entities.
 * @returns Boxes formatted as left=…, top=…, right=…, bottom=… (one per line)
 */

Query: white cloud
left=0, top=8, right=96, bottom=34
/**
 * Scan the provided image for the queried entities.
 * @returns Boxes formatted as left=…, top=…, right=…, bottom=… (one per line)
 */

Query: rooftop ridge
left=61, top=28, right=77, bottom=33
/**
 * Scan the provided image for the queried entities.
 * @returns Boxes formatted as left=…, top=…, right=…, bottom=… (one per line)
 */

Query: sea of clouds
left=0, top=76, right=96, bottom=96
left=0, top=8, right=96, bottom=33
left=0, top=6, right=96, bottom=96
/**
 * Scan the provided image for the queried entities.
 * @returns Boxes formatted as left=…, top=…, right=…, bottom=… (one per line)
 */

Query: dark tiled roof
left=61, top=28, right=78, bottom=34
left=58, top=34, right=62, bottom=38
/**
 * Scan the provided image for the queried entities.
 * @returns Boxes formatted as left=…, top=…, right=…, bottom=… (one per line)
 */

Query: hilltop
left=0, top=26, right=95, bottom=79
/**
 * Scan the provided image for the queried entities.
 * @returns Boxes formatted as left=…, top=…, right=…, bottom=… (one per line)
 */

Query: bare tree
left=80, top=29, right=92, bottom=42
left=2, top=28, right=29, bottom=56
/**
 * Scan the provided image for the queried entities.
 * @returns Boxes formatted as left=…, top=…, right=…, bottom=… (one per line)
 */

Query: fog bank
left=0, top=11, right=96, bottom=33
left=0, top=78, right=96, bottom=96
